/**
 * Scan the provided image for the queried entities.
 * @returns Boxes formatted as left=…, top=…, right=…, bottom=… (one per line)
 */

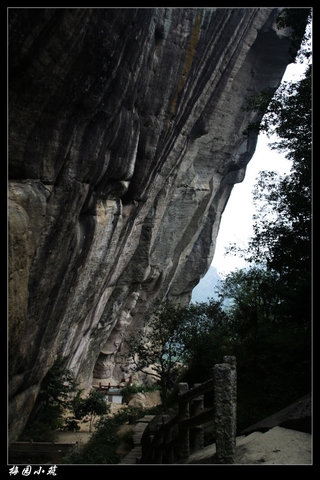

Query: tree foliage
left=218, top=267, right=283, bottom=328
left=214, top=265, right=311, bottom=429
left=39, top=358, right=76, bottom=403
left=276, top=7, right=312, bottom=62
left=229, top=10, right=312, bottom=326
left=124, top=300, right=189, bottom=410
left=64, top=405, right=162, bottom=464
left=21, top=358, right=78, bottom=439
left=72, top=389, right=110, bottom=432
left=215, top=10, right=312, bottom=426
left=177, top=299, right=232, bottom=383
left=124, top=298, right=233, bottom=406
left=35, top=359, right=78, bottom=429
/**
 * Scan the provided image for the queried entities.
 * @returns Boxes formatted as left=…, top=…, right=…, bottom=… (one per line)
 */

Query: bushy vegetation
left=72, top=388, right=110, bottom=432
left=120, top=382, right=161, bottom=398
left=18, top=358, right=163, bottom=463
left=123, top=300, right=191, bottom=411
left=20, top=359, right=110, bottom=440
left=19, top=358, right=78, bottom=441
left=63, top=405, right=163, bottom=464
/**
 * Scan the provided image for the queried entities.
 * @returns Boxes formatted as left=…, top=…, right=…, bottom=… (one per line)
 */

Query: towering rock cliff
left=9, top=8, right=293, bottom=440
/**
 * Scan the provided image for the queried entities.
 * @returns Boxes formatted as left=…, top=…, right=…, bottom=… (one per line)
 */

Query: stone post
left=213, top=356, right=237, bottom=464
left=162, top=415, right=173, bottom=464
left=192, top=383, right=204, bottom=452
left=178, top=382, right=190, bottom=461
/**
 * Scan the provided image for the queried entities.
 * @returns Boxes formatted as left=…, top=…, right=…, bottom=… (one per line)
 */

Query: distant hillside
left=191, top=266, right=221, bottom=303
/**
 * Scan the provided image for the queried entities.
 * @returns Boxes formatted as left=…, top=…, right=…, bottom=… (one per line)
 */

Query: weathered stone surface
left=213, top=356, right=237, bottom=463
left=8, top=8, right=293, bottom=441
left=127, top=391, right=162, bottom=409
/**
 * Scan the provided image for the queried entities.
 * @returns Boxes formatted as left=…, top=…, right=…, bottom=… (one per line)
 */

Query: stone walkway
left=119, top=415, right=155, bottom=464
left=119, top=419, right=312, bottom=465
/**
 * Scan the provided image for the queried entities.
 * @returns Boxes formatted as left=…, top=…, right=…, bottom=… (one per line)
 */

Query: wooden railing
left=93, top=375, right=133, bottom=392
left=139, top=356, right=237, bottom=464
left=9, top=441, right=78, bottom=454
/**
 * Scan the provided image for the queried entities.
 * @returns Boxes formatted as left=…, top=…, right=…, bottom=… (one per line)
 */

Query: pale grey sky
left=212, top=62, right=306, bottom=276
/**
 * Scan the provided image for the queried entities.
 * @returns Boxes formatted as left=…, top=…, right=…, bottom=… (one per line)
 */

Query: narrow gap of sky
left=212, top=61, right=306, bottom=277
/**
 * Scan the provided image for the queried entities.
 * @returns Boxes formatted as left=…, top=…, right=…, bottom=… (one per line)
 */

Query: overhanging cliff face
left=8, top=8, right=292, bottom=440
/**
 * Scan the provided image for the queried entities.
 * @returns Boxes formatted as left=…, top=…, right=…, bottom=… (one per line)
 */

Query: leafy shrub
left=72, top=389, right=110, bottom=432
left=19, top=358, right=78, bottom=440
left=64, top=405, right=163, bottom=464
left=63, top=417, right=80, bottom=432
left=120, top=382, right=161, bottom=397
left=18, top=420, right=57, bottom=442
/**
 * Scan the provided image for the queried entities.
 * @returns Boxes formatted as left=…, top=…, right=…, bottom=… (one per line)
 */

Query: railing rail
left=9, top=441, right=78, bottom=453
left=139, top=356, right=236, bottom=464
left=8, top=440, right=78, bottom=463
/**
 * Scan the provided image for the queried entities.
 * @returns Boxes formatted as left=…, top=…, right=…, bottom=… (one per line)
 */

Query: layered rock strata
left=9, top=8, right=293, bottom=440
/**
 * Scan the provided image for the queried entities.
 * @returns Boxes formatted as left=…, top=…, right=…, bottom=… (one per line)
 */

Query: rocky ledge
left=9, top=8, right=294, bottom=441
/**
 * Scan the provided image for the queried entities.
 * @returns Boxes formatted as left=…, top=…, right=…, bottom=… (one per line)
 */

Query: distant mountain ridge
left=191, top=266, right=221, bottom=303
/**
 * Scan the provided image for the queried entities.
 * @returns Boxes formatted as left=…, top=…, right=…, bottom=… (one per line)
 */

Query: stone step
left=119, top=415, right=156, bottom=464
left=137, top=415, right=156, bottom=423
left=120, top=415, right=312, bottom=465
left=119, top=446, right=142, bottom=464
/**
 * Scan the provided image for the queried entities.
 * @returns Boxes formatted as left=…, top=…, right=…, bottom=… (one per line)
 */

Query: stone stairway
left=119, top=415, right=155, bottom=464
left=119, top=420, right=311, bottom=465
left=119, top=414, right=312, bottom=465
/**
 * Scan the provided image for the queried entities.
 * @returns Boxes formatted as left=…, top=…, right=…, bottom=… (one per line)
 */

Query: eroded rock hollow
left=9, top=8, right=293, bottom=440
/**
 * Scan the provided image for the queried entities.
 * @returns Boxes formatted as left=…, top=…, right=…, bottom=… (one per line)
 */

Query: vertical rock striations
left=9, top=8, right=293, bottom=440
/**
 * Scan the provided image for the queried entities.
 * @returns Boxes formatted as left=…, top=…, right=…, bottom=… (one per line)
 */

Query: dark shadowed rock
left=8, top=7, right=297, bottom=441
left=240, top=394, right=311, bottom=435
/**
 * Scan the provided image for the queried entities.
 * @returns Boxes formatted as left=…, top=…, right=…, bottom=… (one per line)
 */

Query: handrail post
left=153, top=425, right=163, bottom=464
left=192, top=384, right=204, bottom=452
left=178, top=382, right=190, bottom=462
left=162, top=415, right=173, bottom=464
left=213, top=356, right=237, bottom=464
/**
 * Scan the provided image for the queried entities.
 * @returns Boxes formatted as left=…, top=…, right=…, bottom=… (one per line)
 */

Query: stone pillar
left=192, top=383, right=204, bottom=451
left=178, top=383, right=190, bottom=461
left=213, top=356, right=237, bottom=464
left=162, top=415, right=173, bottom=464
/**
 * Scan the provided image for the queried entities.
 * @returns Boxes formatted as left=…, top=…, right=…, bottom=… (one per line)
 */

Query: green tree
left=178, top=299, right=233, bottom=384
left=221, top=22, right=312, bottom=420
left=123, top=300, right=189, bottom=411
left=230, top=11, right=312, bottom=326
left=219, top=18, right=312, bottom=418
left=32, top=358, right=77, bottom=429
left=243, top=69, right=311, bottom=323
left=218, top=267, right=283, bottom=335
left=73, top=389, right=110, bottom=432
left=124, top=299, right=234, bottom=408
left=276, top=8, right=312, bottom=62
left=215, top=266, right=311, bottom=428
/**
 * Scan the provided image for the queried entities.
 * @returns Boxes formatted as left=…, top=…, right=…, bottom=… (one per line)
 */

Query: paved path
left=118, top=415, right=312, bottom=465
left=119, top=415, right=155, bottom=464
